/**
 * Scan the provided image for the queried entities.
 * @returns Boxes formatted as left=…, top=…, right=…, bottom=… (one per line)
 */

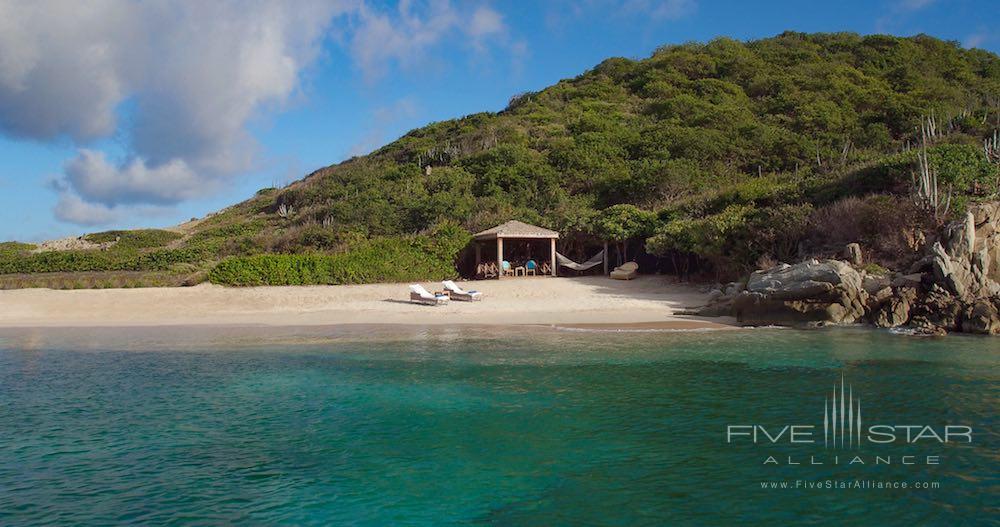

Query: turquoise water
left=0, top=325, right=997, bottom=525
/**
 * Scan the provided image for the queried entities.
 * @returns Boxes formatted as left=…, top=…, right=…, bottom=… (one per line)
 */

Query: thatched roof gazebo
left=473, top=220, right=559, bottom=278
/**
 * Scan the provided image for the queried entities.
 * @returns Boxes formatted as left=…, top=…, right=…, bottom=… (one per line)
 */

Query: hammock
left=556, top=250, right=605, bottom=271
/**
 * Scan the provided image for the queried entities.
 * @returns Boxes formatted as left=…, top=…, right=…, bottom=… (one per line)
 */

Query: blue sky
left=0, top=0, right=997, bottom=242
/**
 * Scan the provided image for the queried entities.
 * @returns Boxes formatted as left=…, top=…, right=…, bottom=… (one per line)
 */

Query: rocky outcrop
left=732, top=260, right=868, bottom=325
left=961, top=299, right=1000, bottom=335
left=692, top=202, right=1000, bottom=335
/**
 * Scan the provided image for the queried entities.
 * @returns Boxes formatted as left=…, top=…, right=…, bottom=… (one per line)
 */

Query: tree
left=591, top=204, right=658, bottom=263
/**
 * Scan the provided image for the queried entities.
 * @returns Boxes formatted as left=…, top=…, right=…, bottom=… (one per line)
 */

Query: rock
left=907, top=255, right=934, bottom=274
left=930, top=241, right=974, bottom=300
left=696, top=302, right=735, bottom=317
left=844, top=243, right=863, bottom=266
left=909, top=316, right=949, bottom=336
left=941, top=211, right=975, bottom=259
left=891, top=273, right=925, bottom=289
left=862, top=274, right=890, bottom=294
left=707, top=289, right=724, bottom=302
left=724, top=282, right=741, bottom=296
left=961, top=299, right=1000, bottom=335
left=734, top=260, right=868, bottom=325
left=909, top=285, right=962, bottom=332
left=873, top=295, right=910, bottom=328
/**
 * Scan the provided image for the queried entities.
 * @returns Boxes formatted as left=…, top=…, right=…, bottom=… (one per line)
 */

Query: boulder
left=909, top=285, right=962, bottom=332
left=734, top=260, right=867, bottom=325
left=892, top=273, right=925, bottom=289
left=930, top=241, right=974, bottom=300
left=706, top=289, right=724, bottom=303
left=862, top=274, right=891, bottom=295
left=844, top=243, right=863, bottom=266
left=961, top=299, right=1000, bottom=335
left=872, top=295, right=911, bottom=328
left=724, top=282, right=742, bottom=296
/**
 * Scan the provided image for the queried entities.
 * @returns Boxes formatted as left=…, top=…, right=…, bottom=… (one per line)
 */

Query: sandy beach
left=0, top=276, right=734, bottom=329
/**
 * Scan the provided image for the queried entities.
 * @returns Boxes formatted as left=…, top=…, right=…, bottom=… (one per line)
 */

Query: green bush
left=85, top=229, right=181, bottom=248
left=0, top=242, right=34, bottom=258
left=208, top=233, right=466, bottom=286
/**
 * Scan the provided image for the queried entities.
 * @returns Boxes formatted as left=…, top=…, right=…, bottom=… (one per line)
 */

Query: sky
left=0, top=0, right=997, bottom=242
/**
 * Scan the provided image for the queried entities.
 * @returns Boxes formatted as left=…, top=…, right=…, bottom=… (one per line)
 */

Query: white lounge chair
left=409, top=284, right=449, bottom=305
left=610, top=261, right=638, bottom=280
left=442, top=280, right=482, bottom=301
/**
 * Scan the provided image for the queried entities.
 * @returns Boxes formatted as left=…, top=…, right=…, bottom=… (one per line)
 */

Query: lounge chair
left=409, top=284, right=449, bottom=305
left=539, top=262, right=551, bottom=275
left=610, top=261, right=638, bottom=280
left=502, top=260, right=515, bottom=277
left=442, top=280, right=483, bottom=301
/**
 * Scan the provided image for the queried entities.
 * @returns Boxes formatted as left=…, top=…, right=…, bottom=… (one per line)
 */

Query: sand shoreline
left=0, top=276, right=735, bottom=330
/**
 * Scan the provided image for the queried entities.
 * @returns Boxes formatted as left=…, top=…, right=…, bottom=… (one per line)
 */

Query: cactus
left=911, top=130, right=951, bottom=223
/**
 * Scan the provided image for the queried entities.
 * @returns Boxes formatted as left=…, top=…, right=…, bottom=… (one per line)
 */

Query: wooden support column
left=550, top=238, right=557, bottom=277
left=496, top=237, right=504, bottom=280
left=474, top=243, right=481, bottom=272
left=603, top=242, right=609, bottom=275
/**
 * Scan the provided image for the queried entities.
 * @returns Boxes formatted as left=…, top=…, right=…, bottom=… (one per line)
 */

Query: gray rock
left=844, top=243, right=863, bottom=266
left=873, top=295, right=911, bottom=328
left=735, top=260, right=868, bottom=325
left=891, top=273, right=925, bottom=289
left=961, top=299, right=1000, bottom=335
left=862, top=274, right=890, bottom=295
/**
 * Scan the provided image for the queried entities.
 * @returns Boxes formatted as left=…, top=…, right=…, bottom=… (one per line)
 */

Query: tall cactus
left=912, top=127, right=951, bottom=223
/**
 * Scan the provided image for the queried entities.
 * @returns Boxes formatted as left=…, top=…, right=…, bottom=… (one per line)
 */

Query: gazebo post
left=474, top=243, right=481, bottom=273
left=496, top=237, right=504, bottom=280
left=550, top=238, right=557, bottom=277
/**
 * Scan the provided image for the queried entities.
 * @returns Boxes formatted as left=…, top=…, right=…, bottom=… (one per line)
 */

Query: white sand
left=0, top=276, right=734, bottom=329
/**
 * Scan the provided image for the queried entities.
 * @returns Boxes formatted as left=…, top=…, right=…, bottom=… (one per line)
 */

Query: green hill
left=3, top=32, right=999, bottom=288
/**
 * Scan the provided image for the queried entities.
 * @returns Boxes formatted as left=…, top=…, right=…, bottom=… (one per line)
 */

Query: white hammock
left=556, top=249, right=605, bottom=271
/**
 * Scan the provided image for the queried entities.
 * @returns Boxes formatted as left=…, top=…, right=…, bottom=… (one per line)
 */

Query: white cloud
left=963, top=31, right=994, bottom=49
left=52, top=194, right=120, bottom=226
left=348, top=1, right=512, bottom=81
left=0, top=0, right=518, bottom=226
left=64, top=149, right=205, bottom=206
left=0, top=0, right=354, bottom=224
left=468, top=5, right=507, bottom=49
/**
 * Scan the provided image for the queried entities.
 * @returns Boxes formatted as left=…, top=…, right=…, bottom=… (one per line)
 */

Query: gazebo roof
left=473, top=220, right=559, bottom=241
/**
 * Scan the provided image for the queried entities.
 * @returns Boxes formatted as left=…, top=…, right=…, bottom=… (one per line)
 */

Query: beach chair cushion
left=442, top=280, right=482, bottom=300
left=610, top=262, right=638, bottom=280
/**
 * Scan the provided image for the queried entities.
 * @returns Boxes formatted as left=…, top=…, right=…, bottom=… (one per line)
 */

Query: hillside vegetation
left=2, top=32, right=999, bottom=287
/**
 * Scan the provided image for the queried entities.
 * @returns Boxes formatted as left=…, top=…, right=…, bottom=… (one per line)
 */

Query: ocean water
left=0, top=325, right=997, bottom=526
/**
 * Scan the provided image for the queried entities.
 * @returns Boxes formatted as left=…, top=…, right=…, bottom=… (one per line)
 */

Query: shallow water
left=0, top=325, right=997, bottom=525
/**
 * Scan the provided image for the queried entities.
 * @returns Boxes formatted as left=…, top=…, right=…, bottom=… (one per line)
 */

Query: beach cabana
left=473, top=220, right=559, bottom=279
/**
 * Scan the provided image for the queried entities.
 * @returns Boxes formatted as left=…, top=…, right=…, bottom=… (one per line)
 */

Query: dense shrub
left=208, top=234, right=465, bottom=286
left=85, top=229, right=181, bottom=248
left=0, top=242, right=34, bottom=258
